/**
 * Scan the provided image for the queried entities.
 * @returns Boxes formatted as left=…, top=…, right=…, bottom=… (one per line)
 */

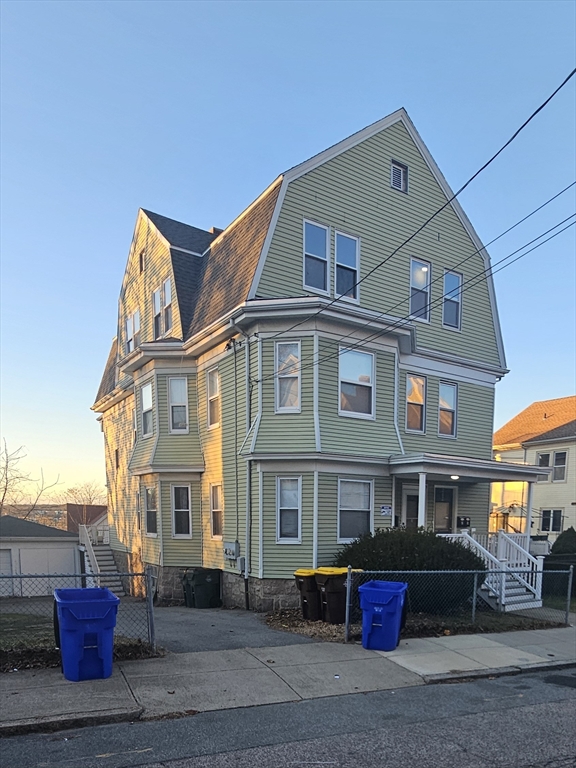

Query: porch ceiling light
left=450, top=475, right=460, bottom=480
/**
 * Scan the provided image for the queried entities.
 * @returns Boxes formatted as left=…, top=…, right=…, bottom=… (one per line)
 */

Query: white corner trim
left=313, top=469, right=318, bottom=569
left=313, top=333, right=321, bottom=452
left=247, top=176, right=288, bottom=299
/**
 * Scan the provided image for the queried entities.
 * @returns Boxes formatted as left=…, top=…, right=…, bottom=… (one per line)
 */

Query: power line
left=256, top=216, right=575, bottom=383
left=261, top=181, right=576, bottom=377
left=265, top=68, right=576, bottom=343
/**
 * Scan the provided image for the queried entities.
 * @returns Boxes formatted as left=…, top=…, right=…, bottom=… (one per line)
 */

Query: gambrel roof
left=142, top=209, right=216, bottom=254
left=494, top=396, right=576, bottom=447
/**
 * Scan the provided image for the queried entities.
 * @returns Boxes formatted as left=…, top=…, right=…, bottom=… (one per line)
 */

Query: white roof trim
left=248, top=176, right=288, bottom=300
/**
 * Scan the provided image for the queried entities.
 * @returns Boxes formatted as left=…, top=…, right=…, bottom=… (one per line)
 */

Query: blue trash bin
left=358, top=580, right=408, bottom=651
left=54, top=588, right=120, bottom=682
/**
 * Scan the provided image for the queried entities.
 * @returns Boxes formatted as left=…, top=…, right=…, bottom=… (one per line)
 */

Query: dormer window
left=391, top=161, right=408, bottom=192
left=153, top=289, right=162, bottom=339
left=163, top=278, right=172, bottom=333
left=125, top=310, right=140, bottom=354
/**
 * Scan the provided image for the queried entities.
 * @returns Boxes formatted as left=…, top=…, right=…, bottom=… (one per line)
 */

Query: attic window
left=391, top=161, right=408, bottom=192
left=139, top=251, right=145, bottom=273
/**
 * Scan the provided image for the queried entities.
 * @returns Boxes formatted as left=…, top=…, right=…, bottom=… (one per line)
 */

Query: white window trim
left=207, top=367, right=220, bottom=429
left=438, top=381, right=458, bottom=439
left=125, top=310, right=140, bottom=355
left=275, top=340, right=301, bottom=414
left=141, top=381, right=154, bottom=438
left=334, top=230, right=360, bottom=305
left=152, top=287, right=162, bottom=340
left=171, top=484, right=192, bottom=539
left=276, top=476, right=302, bottom=544
left=337, top=477, right=374, bottom=544
left=144, top=485, right=158, bottom=538
left=168, top=376, right=189, bottom=434
left=210, top=483, right=223, bottom=540
left=536, top=452, right=550, bottom=482
left=540, top=508, right=563, bottom=533
left=552, top=450, right=568, bottom=483
left=338, top=347, right=375, bottom=421
left=442, top=269, right=463, bottom=332
left=409, top=257, right=432, bottom=324
left=391, top=160, right=408, bottom=193
left=303, top=219, right=330, bottom=297
left=406, top=373, right=426, bottom=434
left=163, top=278, right=173, bottom=333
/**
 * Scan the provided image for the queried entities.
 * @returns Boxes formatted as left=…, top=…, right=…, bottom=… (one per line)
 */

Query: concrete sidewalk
left=1, top=626, right=574, bottom=736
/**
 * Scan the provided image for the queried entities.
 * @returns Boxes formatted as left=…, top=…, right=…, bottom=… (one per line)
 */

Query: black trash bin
left=182, top=568, right=221, bottom=608
left=294, top=569, right=321, bottom=621
left=315, top=568, right=349, bottom=625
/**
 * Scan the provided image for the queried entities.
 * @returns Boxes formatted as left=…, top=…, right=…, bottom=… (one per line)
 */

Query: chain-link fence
left=0, top=572, right=155, bottom=666
left=345, top=567, right=574, bottom=642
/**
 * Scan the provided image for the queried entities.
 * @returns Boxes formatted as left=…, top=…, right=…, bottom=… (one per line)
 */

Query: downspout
left=393, top=349, right=405, bottom=455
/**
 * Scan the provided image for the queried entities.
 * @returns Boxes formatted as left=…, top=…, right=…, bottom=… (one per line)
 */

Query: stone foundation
left=154, top=566, right=186, bottom=605
left=222, top=572, right=299, bottom=612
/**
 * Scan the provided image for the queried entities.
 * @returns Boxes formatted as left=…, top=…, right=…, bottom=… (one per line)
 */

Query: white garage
left=0, top=516, right=80, bottom=597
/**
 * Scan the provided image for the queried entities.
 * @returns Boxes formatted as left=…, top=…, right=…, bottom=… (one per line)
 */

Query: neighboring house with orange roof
left=492, top=396, right=576, bottom=542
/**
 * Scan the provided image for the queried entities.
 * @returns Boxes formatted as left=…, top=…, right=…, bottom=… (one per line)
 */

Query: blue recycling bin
left=358, top=580, right=408, bottom=651
left=54, top=588, right=120, bottom=682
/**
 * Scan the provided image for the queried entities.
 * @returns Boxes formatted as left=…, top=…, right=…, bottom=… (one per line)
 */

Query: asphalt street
left=2, top=670, right=575, bottom=768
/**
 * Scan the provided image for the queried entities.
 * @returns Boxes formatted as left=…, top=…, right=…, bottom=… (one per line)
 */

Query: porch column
left=418, top=472, right=427, bottom=528
left=525, top=481, right=534, bottom=540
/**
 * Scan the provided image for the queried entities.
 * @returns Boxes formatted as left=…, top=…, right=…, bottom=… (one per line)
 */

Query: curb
left=0, top=707, right=143, bottom=738
left=422, top=659, right=576, bottom=685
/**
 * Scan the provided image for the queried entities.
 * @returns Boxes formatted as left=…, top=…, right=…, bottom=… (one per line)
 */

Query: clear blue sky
left=1, top=0, right=575, bottom=491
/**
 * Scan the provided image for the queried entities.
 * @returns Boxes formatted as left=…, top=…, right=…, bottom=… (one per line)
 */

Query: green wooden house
left=93, top=109, right=547, bottom=609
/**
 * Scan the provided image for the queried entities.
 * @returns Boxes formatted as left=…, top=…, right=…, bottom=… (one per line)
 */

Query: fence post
left=499, top=560, right=507, bottom=611
left=145, top=566, right=156, bottom=652
left=566, top=565, right=574, bottom=627
left=344, top=565, right=352, bottom=643
left=535, top=556, right=544, bottom=600
left=472, top=572, right=478, bottom=624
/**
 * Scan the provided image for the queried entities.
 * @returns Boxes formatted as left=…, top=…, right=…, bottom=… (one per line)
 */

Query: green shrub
left=551, top=527, right=576, bottom=555
left=334, top=529, right=486, bottom=615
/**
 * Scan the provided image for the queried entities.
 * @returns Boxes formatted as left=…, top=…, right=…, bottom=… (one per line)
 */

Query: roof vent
left=210, top=227, right=223, bottom=236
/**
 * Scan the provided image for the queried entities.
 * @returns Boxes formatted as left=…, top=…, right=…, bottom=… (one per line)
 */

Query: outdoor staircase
left=91, top=545, right=126, bottom=597
left=439, top=530, right=544, bottom=613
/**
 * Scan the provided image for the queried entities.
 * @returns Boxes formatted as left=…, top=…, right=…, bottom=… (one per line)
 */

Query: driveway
left=153, top=606, right=314, bottom=653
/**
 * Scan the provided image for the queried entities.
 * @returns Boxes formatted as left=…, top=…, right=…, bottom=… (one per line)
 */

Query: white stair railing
left=438, top=531, right=510, bottom=606
left=79, top=524, right=100, bottom=586
left=496, top=531, right=543, bottom=597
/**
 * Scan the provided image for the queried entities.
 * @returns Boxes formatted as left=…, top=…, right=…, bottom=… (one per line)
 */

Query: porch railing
left=439, top=531, right=510, bottom=605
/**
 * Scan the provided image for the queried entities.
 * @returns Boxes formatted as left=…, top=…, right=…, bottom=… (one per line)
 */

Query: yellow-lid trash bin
left=294, top=569, right=320, bottom=621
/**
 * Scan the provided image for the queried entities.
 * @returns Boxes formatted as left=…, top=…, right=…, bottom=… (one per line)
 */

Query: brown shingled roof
left=494, top=396, right=576, bottom=446
left=94, top=338, right=118, bottom=403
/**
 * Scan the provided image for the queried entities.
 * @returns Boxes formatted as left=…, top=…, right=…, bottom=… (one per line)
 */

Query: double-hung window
left=145, top=486, right=157, bottom=535
left=210, top=484, right=223, bottom=538
left=339, top=348, right=374, bottom=418
left=163, top=278, right=172, bottom=333
left=276, top=477, right=301, bottom=543
left=125, top=310, right=140, bottom=354
left=141, top=382, right=153, bottom=437
left=338, top=479, right=372, bottom=542
left=303, top=221, right=329, bottom=294
left=152, top=289, right=162, bottom=339
left=553, top=451, right=567, bottom=482
left=169, top=377, right=188, bottom=432
left=443, top=271, right=462, bottom=329
left=410, top=259, right=431, bottom=321
left=172, top=485, right=191, bottom=537
left=275, top=341, right=300, bottom=412
left=207, top=368, right=220, bottom=428
left=406, top=374, right=426, bottom=432
left=541, top=509, right=563, bottom=533
left=438, top=382, right=457, bottom=437
left=537, top=452, right=550, bottom=482
left=391, top=161, right=408, bottom=192
left=335, top=232, right=359, bottom=300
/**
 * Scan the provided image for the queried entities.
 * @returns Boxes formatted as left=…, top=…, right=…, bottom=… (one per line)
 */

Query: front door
left=402, top=487, right=420, bottom=529
left=434, top=487, right=454, bottom=532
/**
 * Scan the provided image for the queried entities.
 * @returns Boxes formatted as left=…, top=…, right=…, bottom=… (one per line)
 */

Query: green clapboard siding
left=398, top=370, right=494, bottom=459
left=139, top=475, right=161, bottom=566
left=255, top=337, right=316, bottom=453
left=318, top=338, right=399, bottom=456
left=160, top=480, right=202, bottom=567
left=257, top=120, right=500, bottom=367
left=261, top=472, right=314, bottom=578
left=456, top=484, right=490, bottom=534
left=153, top=374, right=203, bottom=466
